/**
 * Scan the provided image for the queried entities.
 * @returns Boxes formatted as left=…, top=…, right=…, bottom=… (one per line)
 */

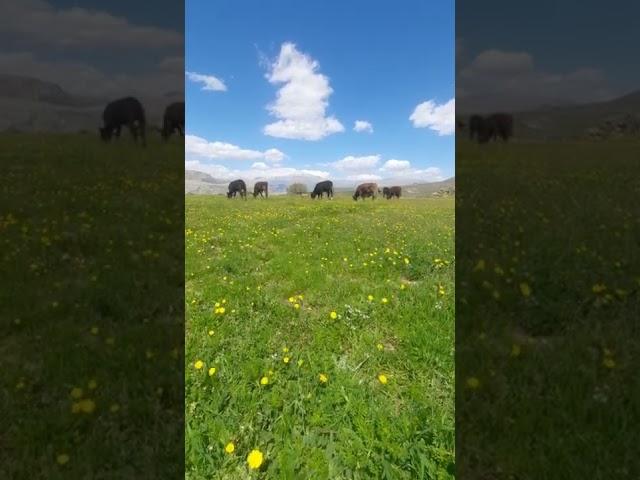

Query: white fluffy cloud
left=186, top=71, right=227, bottom=92
left=353, top=120, right=373, bottom=133
left=186, top=135, right=285, bottom=163
left=346, top=173, right=382, bottom=182
left=457, top=49, right=614, bottom=112
left=410, top=98, right=455, bottom=135
left=2, top=0, right=183, bottom=50
left=263, top=42, right=344, bottom=140
left=330, top=155, right=381, bottom=172
left=380, top=159, right=411, bottom=172
left=186, top=159, right=329, bottom=183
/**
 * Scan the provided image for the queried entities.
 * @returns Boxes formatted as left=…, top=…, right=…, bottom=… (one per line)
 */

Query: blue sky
left=186, top=0, right=454, bottom=186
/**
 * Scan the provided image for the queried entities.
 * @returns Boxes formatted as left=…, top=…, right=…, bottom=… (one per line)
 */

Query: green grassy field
left=185, top=195, right=455, bottom=479
left=456, top=139, right=640, bottom=479
left=0, top=133, right=184, bottom=479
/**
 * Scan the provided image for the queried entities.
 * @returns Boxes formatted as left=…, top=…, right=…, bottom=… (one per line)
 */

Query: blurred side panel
left=0, top=1, right=185, bottom=478
left=456, top=1, right=640, bottom=478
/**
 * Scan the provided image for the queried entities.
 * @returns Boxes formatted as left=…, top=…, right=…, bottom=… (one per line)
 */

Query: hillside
left=458, top=90, right=640, bottom=140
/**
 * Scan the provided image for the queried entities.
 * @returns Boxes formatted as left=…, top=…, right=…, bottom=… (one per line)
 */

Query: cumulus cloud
left=186, top=71, right=227, bottom=92
left=380, top=159, right=411, bottom=172
left=353, top=120, right=373, bottom=133
left=186, top=135, right=285, bottom=162
left=1, top=0, right=183, bottom=50
left=410, top=98, right=455, bottom=135
left=457, top=49, right=615, bottom=112
left=346, top=173, right=382, bottom=182
left=263, top=42, right=344, bottom=140
left=186, top=159, right=329, bottom=184
left=330, top=155, right=381, bottom=172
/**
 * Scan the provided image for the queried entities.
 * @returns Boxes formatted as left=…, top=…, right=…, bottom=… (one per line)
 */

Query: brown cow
left=253, top=181, right=268, bottom=198
left=353, top=182, right=379, bottom=201
left=383, top=186, right=401, bottom=199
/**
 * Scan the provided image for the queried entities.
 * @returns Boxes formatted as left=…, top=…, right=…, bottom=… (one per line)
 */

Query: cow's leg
left=128, top=123, right=138, bottom=142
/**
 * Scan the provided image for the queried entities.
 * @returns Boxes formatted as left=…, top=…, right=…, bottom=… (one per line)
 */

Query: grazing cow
left=100, top=97, right=146, bottom=146
left=470, top=113, right=514, bottom=143
left=353, top=182, right=379, bottom=201
left=310, top=180, right=333, bottom=199
left=468, top=114, right=483, bottom=141
left=227, top=179, right=247, bottom=199
left=383, top=186, right=402, bottom=199
left=160, top=101, right=184, bottom=140
left=253, top=181, right=268, bottom=198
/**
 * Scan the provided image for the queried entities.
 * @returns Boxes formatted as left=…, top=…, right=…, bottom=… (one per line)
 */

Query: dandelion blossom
left=381, top=298, right=389, bottom=304
left=78, top=398, right=96, bottom=414
left=329, top=311, right=337, bottom=320
left=247, top=449, right=264, bottom=469
left=466, top=377, right=480, bottom=389
left=511, top=344, right=521, bottom=357
left=319, top=373, right=328, bottom=384
left=603, top=357, right=616, bottom=369
left=378, top=374, right=388, bottom=384
left=260, top=376, right=269, bottom=386
left=194, top=360, right=204, bottom=370
left=367, top=295, right=374, bottom=301
left=519, top=282, right=531, bottom=297
left=208, top=367, right=216, bottom=376
left=70, top=387, right=83, bottom=399
left=225, top=442, right=235, bottom=454
left=376, top=343, right=384, bottom=351
left=56, top=453, right=70, bottom=465
left=283, top=356, right=290, bottom=364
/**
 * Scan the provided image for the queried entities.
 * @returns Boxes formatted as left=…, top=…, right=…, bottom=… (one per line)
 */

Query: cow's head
left=99, top=127, right=112, bottom=142
left=310, top=192, right=316, bottom=199
left=226, top=191, right=233, bottom=198
left=352, top=193, right=358, bottom=201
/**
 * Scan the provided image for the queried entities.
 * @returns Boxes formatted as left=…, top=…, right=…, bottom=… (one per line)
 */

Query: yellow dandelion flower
left=603, top=357, right=616, bottom=369
left=208, top=330, right=214, bottom=336
left=282, top=347, right=289, bottom=353
left=218, top=307, right=225, bottom=314
left=378, top=374, right=388, bottom=385
left=293, top=303, right=300, bottom=310
left=88, top=379, right=97, bottom=390
left=319, top=373, right=328, bottom=383
left=519, top=282, right=531, bottom=297
left=194, top=360, right=204, bottom=370
left=70, top=387, right=83, bottom=399
left=297, top=294, right=304, bottom=300
left=404, top=258, right=410, bottom=264
left=376, top=343, right=384, bottom=351
left=225, top=442, right=235, bottom=454
left=247, top=449, right=264, bottom=470
left=208, top=367, right=216, bottom=376
left=90, top=326, right=99, bottom=335
left=215, top=302, right=221, bottom=308
left=283, top=356, right=290, bottom=364
left=288, top=296, right=295, bottom=303
left=381, top=298, right=389, bottom=304
left=329, top=311, right=337, bottom=320
left=56, top=453, right=70, bottom=465
left=78, top=398, right=96, bottom=414
left=297, top=359, right=304, bottom=367
left=466, top=377, right=480, bottom=389
left=260, top=376, right=269, bottom=386
left=400, top=284, right=406, bottom=290
left=367, top=295, right=374, bottom=301
left=511, top=344, right=521, bottom=357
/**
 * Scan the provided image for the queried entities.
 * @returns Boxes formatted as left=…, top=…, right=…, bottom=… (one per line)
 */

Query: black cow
left=227, top=179, right=247, bottom=199
left=383, top=186, right=402, bottom=199
left=468, top=114, right=483, bottom=141
left=310, top=180, right=333, bottom=199
left=353, top=182, right=379, bottom=201
left=470, top=113, right=514, bottom=143
left=253, top=181, right=268, bottom=198
left=100, top=97, right=146, bottom=146
left=160, top=101, right=184, bottom=140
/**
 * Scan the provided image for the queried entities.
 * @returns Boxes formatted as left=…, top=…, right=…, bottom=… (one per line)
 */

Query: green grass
left=185, top=195, right=455, bottom=479
left=456, top=139, right=640, bottom=479
left=0, top=133, right=184, bottom=479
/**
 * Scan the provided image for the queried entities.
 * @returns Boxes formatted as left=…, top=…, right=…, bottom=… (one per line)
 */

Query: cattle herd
left=458, top=112, right=514, bottom=144
left=99, top=96, right=185, bottom=146
left=226, top=179, right=403, bottom=201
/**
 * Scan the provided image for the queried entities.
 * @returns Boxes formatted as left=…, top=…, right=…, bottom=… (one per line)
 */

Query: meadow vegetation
left=186, top=195, right=455, bottom=479
left=456, top=139, right=640, bottom=479
left=0, top=133, right=184, bottom=479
